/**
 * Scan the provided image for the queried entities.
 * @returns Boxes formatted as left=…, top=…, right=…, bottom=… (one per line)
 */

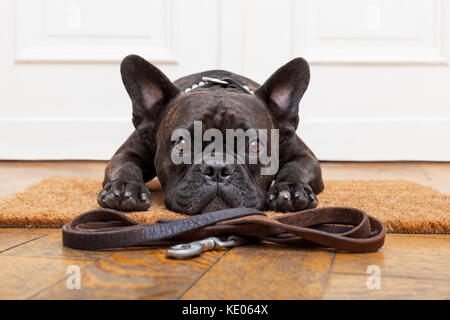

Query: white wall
left=0, top=0, right=449, bottom=160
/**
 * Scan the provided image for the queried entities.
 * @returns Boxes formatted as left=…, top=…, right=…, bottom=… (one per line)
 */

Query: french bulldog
left=97, top=55, right=324, bottom=214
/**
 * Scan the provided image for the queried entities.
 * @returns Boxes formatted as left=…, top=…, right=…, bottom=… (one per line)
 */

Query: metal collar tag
left=184, top=76, right=254, bottom=95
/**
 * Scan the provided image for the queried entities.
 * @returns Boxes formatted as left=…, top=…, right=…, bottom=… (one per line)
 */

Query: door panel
left=0, top=0, right=449, bottom=160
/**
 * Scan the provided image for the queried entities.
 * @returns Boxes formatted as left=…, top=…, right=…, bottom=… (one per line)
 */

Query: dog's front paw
left=266, top=182, right=318, bottom=212
left=97, top=180, right=151, bottom=211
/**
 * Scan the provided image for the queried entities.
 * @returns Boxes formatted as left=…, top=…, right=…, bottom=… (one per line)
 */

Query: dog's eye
left=249, top=140, right=260, bottom=153
left=174, top=137, right=187, bottom=152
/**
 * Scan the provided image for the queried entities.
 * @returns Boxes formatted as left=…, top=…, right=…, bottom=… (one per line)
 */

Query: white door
left=1, top=0, right=449, bottom=160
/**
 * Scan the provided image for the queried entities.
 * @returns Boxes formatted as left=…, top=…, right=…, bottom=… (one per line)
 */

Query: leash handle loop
left=62, top=206, right=386, bottom=256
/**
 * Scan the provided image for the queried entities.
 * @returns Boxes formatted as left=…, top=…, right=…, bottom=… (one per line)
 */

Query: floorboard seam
left=421, top=166, right=433, bottom=181
left=330, top=271, right=450, bottom=282
left=320, top=251, right=336, bottom=300
left=177, top=249, right=230, bottom=300
left=26, top=264, right=93, bottom=300
left=0, top=233, right=49, bottom=254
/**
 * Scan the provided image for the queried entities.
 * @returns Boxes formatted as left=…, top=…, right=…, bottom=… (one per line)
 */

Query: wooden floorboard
left=181, top=245, right=335, bottom=300
left=322, top=274, right=449, bottom=299
left=30, top=250, right=226, bottom=300
left=322, top=233, right=450, bottom=299
left=0, top=232, right=47, bottom=253
left=0, top=255, right=93, bottom=299
left=0, top=231, right=226, bottom=299
left=329, top=234, right=450, bottom=280
left=0, top=161, right=449, bottom=299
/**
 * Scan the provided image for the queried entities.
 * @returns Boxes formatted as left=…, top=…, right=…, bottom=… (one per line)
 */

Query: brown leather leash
left=62, top=206, right=386, bottom=259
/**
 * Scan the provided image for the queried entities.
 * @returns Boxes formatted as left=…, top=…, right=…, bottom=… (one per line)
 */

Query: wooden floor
left=0, top=161, right=449, bottom=299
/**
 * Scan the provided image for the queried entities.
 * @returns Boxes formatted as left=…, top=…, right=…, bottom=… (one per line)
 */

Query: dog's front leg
left=97, top=133, right=156, bottom=211
left=266, top=137, right=324, bottom=212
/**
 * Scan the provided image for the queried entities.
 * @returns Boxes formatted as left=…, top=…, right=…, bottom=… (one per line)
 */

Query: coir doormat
left=0, top=176, right=448, bottom=233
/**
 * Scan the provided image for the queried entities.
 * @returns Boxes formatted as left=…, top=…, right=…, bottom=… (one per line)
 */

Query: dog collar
left=184, top=76, right=254, bottom=95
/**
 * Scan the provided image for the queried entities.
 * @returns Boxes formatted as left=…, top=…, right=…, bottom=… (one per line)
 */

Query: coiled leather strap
left=62, top=206, right=386, bottom=253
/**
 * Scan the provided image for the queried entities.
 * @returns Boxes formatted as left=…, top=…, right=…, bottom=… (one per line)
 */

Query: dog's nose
left=200, top=163, right=235, bottom=182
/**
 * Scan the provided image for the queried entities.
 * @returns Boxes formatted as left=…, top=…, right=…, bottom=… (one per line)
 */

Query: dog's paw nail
left=124, top=191, right=132, bottom=197
left=279, top=190, right=290, bottom=200
left=113, top=189, right=121, bottom=197
left=309, top=193, right=315, bottom=200
left=269, top=194, right=275, bottom=201
left=294, top=191, right=301, bottom=198
left=141, top=193, right=149, bottom=201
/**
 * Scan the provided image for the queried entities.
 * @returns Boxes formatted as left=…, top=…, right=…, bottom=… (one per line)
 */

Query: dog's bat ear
left=255, top=57, right=310, bottom=135
left=120, top=54, right=180, bottom=138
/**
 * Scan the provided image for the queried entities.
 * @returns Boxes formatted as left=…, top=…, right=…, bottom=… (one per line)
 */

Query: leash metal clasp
left=166, top=236, right=238, bottom=259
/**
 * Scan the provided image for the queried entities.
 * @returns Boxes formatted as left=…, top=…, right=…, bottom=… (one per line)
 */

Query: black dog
left=98, top=55, right=324, bottom=214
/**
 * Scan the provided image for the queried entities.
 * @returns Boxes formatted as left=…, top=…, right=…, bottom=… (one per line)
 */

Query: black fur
left=98, top=55, right=324, bottom=214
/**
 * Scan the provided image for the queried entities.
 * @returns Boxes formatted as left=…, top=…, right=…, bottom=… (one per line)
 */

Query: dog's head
left=120, top=55, right=310, bottom=214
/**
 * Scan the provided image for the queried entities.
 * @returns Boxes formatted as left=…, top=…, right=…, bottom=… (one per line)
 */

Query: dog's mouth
left=200, top=196, right=231, bottom=213
left=168, top=185, right=232, bottom=215
left=166, top=163, right=266, bottom=215
left=170, top=184, right=246, bottom=215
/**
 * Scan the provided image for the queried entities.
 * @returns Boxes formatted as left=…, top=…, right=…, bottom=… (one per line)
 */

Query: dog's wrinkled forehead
left=159, top=90, right=274, bottom=138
